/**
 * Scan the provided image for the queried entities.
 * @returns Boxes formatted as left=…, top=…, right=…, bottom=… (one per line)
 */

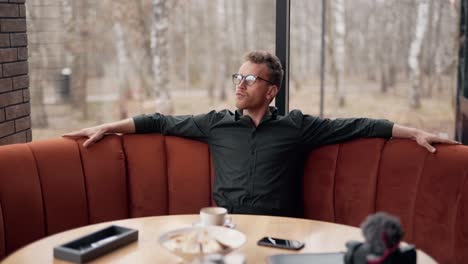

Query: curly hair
left=244, top=50, right=284, bottom=88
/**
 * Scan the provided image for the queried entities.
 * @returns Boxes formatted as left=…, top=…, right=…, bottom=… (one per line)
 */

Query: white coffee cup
left=199, top=207, right=230, bottom=226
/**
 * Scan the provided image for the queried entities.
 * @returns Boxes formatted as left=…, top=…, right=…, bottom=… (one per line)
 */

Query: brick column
left=0, top=0, right=30, bottom=145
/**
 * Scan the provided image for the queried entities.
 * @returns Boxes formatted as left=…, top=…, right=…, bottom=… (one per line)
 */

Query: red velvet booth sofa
left=0, top=135, right=467, bottom=263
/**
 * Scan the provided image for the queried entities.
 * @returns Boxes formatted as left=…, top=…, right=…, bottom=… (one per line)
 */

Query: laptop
left=267, top=252, right=345, bottom=264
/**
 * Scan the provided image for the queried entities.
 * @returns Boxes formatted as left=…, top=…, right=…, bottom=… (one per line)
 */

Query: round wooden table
left=2, top=214, right=436, bottom=263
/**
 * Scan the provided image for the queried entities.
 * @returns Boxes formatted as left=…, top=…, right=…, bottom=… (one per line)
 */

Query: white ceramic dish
left=159, top=226, right=246, bottom=261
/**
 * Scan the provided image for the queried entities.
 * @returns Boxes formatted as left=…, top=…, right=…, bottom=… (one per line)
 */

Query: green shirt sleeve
left=300, top=113, right=394, bottom=149
left=132, top=110, right=219, bottom=141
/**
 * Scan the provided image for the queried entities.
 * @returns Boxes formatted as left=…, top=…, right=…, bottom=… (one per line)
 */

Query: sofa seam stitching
left=26, top=144, right=48, bottom=236
left=332, top=143, right=341, bottom=223
left=120, top=135, right=130, bottom=218
left=411, top=149, right=428, bottom=241
left=453, top=169, right=468, bottom=261
left=163, top=135, right=169, bottom=215
left=208, top=146, right=212, bottom=206
left=373, top=139, right=387, bottom=213
left=74, top=140, right=91, bottom=225
left=0, top=199, right=6, bottom=258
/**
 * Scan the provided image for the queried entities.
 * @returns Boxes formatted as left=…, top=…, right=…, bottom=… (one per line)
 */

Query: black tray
left=53, top=225, right=138, bottom=263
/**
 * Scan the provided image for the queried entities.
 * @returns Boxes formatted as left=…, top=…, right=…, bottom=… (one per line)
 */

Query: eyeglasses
left=232, top=74, right=274, bottom=86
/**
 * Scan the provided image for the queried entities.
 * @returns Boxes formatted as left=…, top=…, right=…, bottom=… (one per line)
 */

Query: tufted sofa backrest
left=303, top=138, right=468, bottom=264
left=0, top=135, right=467, bottom=263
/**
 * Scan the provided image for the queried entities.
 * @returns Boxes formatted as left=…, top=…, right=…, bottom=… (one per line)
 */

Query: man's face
left=235, top=61, right=277, bottom=111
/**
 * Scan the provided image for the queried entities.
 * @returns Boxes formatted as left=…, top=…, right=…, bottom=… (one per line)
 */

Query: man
left=64, top=50, right=458, bottom=217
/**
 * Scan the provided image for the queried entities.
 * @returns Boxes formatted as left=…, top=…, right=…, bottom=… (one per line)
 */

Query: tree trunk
left=71, top=54, right=88, bottom=119
left=431, top=0, right=444, bottom=95
left=113, top=22, right=130, bottom=119
left=380, top=67, right=389, bottom=94
left=70, top=0, right=89, bottom=119
left=26, top=0, right=48, bottom=128
left=408, top=0, right=429, bottom=109
left=422, top=0, right=436, bottom=97
left=217, top=0, right=228, bottom=101
left=240, top=0, right=248, bottom=53
left=298, top=0, right=308, bottom=85
left=326, top=0, right=338, bottom=91
left=332, top=0, right=346, bottom=107
left=449, top=0, right=460, bottom=108
left=203, top=0, right=215, bottom=104
left=184, top=1, right=191, bottom=91
left=135, top=0, right=153, bottom=98
left=246, top=0, right=257, bottom=50
left=365, top=1, right=377, bottom=81
left=151, top=0, right=173, bottom=114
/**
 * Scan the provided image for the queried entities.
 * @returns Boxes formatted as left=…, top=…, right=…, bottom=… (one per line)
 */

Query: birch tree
left=365, top=1, right=378, bottom=81
left=291, top=0, right=311, bottom=92
left=26, top=1, right=48, bottom=128
left=326, top=0, right=338, bottom=92
left=246, top=0, right=257, bottom=51
left=377, top=0, right=398, bottom=93
left=113, top=22, right=130, bottom=119
left=332, top=0, right=346, bottom=107
left=68, top=0, right=90, bottom=119
left=448, top=0, right=460, bottom=106
left=240, top=0, right=248, bottom=53
left=216, top=0, right=228, bottom=101
left=430, top=0, right=445, bottom=95
left=184, top=1, right=191, bottom=92
left=135, top=0, right=153, bottom=97
left=408, top=0, right=429, bottom=109
left=202, top=0, right=216, bottom=103
left=417, top=0, right=447, bottom=97
left=151, top=0, right=173, bottom=114
left=226, top=0, right=238, bottom=76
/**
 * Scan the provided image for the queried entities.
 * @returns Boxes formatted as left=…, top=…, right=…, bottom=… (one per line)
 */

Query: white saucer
left=192, top=220, right=236, bottom=229
left=159, top=225, right=246, bottom=262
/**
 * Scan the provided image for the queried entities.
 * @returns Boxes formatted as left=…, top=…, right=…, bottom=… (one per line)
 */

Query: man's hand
left=392, top=124, right=460, bottom=153
left=62, top=118, right=136, bottom=148
left=62, top=125, right=109, bottom=148
left=413, top=130, right=459, bottom=153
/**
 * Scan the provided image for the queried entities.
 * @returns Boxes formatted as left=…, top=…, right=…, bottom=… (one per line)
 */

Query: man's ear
left=267, top=85, right=279, bottom=100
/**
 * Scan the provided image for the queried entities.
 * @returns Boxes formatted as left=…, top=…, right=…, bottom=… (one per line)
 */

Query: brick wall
left=0, top=0, right=30, bottom=146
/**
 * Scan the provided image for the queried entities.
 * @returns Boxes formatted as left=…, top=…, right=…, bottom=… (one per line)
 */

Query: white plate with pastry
left=159, top=226, right=246, bottom=261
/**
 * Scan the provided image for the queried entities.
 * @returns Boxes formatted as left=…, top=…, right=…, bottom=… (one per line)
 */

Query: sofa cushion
left=333, top=138, right=385, bottom=226
left=123, top=134, right=168, bottom=217
left=411, top=144, right=468, bottom=263
left=0, top=144, right=45, bottom=257
left=77, top=135, right=128, bottom=223
left=0, top=201, right=4, bottom=259
left=303, top=143, right=338, bottom=222
left=303, top=138, right=386, bottom=225
left=376, top=139, right=427, bottom=240
left=455, top=176, right=468, bottom=263
left=165, top=136, right=211, bottom=214
left=28, top=138, right=88, bottom=236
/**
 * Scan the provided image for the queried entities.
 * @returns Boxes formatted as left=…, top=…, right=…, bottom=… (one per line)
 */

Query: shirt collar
left=235, top=106, right=278, bottom=121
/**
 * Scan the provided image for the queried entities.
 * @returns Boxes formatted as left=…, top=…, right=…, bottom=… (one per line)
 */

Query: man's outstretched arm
left=63, top=118, right=135, bottom=148
left=299, top=112, right=460, bottom=153
left=392, top=124, right=460, bottom=153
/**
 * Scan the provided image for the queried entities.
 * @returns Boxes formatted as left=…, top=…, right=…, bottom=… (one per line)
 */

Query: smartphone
left=257, top=236, right=305, bottom=250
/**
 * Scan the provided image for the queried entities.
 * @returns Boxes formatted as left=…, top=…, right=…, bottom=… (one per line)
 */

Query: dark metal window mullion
left=275, top=0, right=290, bottom=115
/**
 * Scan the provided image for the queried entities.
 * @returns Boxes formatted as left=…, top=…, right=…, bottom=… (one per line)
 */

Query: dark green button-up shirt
left=133, top=107, right=393, bottom=217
